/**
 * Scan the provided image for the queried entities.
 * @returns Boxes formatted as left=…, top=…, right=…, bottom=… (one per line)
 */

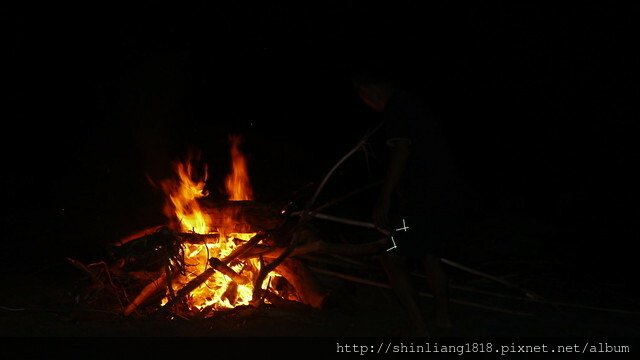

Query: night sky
left=3, top=3, right=638, bottom=291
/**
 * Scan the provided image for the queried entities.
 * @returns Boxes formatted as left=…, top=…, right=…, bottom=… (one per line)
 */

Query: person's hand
left=373, top=195, right=391, bottom=230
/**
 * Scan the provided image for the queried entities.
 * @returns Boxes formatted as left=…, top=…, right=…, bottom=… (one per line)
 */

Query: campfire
left=157, top=136, right=279, bottom=312
left=67, top=126, right=545, bottom=323
left=69, top=129, right=390, bottom=318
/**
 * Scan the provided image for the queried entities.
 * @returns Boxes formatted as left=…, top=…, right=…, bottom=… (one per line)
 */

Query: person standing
left=353, top=66, right=463, bottom=335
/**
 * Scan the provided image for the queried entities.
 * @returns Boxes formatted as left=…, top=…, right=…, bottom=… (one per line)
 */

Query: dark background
left=3, top=2, right=638, bottom=293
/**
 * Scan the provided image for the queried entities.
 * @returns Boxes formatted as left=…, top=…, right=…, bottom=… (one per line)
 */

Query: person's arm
left=373, top=139, right=410, bottom=228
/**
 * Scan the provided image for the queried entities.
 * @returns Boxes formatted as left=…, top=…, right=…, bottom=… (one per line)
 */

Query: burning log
left=161, top=268, right=216, bottom=312
left=208, top=258, right=250, bottom=285
left=221, top=282, right=238, bottom=305
left=221, top=232, right=268, bottom=263
left=114, top=208, right=387, bottom=316
left=124, top=272, right=167, bottom=316
left=116, top=225, right=166, bottom=246
left=197, top=199, right=286, bottom=232
left=159, top=234, right=268, bottom=312
left=275, top=259, right=329, bottom=309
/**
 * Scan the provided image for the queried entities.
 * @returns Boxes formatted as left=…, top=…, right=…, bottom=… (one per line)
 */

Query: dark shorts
left=389, top=186, right=464, bottom=258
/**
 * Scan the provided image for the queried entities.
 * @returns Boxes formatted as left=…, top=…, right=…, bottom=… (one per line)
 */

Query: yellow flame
left=159, top=140, right=279, bottom=312
left=161, top=157, right=210, bottom=234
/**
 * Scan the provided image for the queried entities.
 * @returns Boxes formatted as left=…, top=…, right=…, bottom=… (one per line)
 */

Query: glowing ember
left=159, top=138, right=276, bottom=311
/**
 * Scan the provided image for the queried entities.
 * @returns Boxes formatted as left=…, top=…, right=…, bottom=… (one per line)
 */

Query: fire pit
left=69, top=132, right=388, bottom=319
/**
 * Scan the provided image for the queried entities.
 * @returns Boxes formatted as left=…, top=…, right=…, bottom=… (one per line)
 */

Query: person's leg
left=380, top=254, right=428, bottom=335
left=422, top=254, right=453, bottom=328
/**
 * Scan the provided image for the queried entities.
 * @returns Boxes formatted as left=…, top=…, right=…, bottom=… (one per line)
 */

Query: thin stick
left=92, top=261, right=126, bottom=312
left=451, top=285, right=640, bottom=315
left=253, top=124, right=384, bottom=298
left=164, top=263, right=176, bottom=300
left=67, top=257, right=102, bottom=283
left=116, top=225, right=166, bottom=246
left=324, top=254, right=543, bottom=306
left=440, top=258, right=543, bottom=300
left=320, top=244, right=542, bottom=299
left=324, top=256, right=640, bottom=315
left=291, top=212, right=390, bottom=235
left=0, top=306, right=25, bottom=312
left=309, top=266, right=532, bottom=316
left=306, top=213, right=376, bottom=228
left=252, top=231, right=303, bottom=303
left=300, top=254, right=368, bottom=270
left=312, top=180, right=384, bottom=213
left=328, top=254, right=370, bottom=266
left=304, top=122, right=383, bottom=211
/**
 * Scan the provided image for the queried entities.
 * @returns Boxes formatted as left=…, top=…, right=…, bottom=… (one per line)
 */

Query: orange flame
left=225, top=135, right=253, bottom=201
left=159, top=140, right=279, bottom=312
left=160, top=154, right=210, bottom=234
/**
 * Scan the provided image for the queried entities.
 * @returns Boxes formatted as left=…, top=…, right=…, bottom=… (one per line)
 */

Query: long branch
left=290, top=212, right=390, bottom=235
left=252, top=124, right=384, bottom=300
left=440, top=258, right=544, bottom=300
left=308, top=266, right=533, bottom=316
left=304, top=122, right=382, bottom=211
left=312, top=180, right=384, bottom=213
left=321, top=252, right=543, bottom=300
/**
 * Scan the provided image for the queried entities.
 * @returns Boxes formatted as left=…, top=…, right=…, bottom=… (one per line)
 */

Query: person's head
left=351, top=63, right=396, bottom=112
